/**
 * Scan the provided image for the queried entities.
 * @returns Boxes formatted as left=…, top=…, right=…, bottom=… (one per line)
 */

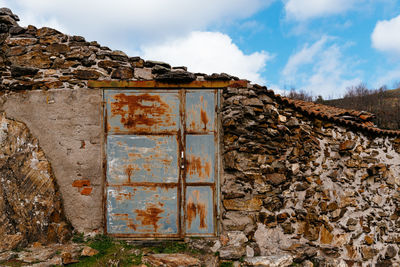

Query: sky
left=1, top=0, right=400, bottom=98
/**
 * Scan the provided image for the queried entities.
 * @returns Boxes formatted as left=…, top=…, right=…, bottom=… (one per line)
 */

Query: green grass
left=0, top=235, right=204, bottom=267
left=219, top=262, right=234, bottom=267
left=69, top=235, right=141, bottom=267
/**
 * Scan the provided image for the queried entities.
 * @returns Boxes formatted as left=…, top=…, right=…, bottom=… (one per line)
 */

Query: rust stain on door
left=111, top=93, right=172, bottom=128
left=134, top=203, right=164, bottom=232
left=105, top=90, right=180, bottom=134
left=187, top=190, right=207, bottom=229
left=186, top=155, right=211, bottom=180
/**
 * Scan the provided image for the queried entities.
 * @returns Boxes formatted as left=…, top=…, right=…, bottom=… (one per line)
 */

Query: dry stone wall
left=219, top=84, right=400, bottom=266
left=1, top=7, right=400, bottom=266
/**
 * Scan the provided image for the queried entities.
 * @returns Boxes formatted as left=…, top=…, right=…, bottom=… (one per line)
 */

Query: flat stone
left=222, top=212, right=254, bottom=232
left=142, top=253, right=200, bottom=267
left=218, top=245, right=246, bottom=260
left=243, top=97, right=264, bottom=107
left=0, top=7, right=19, bottom=21
left=0, top=15, right=18, bottom=26
left=144, top=60, right=171, bottom=69
left=134, top=67, right=153, bottom=80
left=61, top=252, right=79, bottom=265
left=386, top=245, right=397, bottom=258
left=320, top=226, right=333, bottom=245
left=109, top=50, right=128, bottom=61
left=98, top=60, right=120, bottom=69
left=18, top=247, right=56, bottom=263
left=361, top=247, right=377, bottom=260
left=364, top=235, right=374, bottom=245
left=6, top=37, right=37, bottom=46
left=227, top=231, right=248, bottom=247
left=265, top=173, right=287, bottom=185
left=81, top=246, right=99, bottom=257
left=243, top=255, right=293, bottom=267
left=10, top=51, right=51, bottom=68
left=73, top=69, right=103, bottom=80
left=223, top=198, right=263, bottom=211
left=155, top=70, right=196, bottom=83
left=111, top=67, right=134, bottom=79
left=46, top=43, right=70, bottom=54
left=339, top=140, right=356, bottom=152
left=10, top=65, right=39, bottom=77
left=0, top=251, right=17, bottom=261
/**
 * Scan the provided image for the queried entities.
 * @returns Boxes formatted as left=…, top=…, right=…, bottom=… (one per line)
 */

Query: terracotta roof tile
left=262, top=87, right=400, bottom=137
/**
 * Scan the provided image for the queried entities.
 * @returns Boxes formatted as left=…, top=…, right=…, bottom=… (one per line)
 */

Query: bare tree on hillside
left=286, top=89, right=314, bottom=102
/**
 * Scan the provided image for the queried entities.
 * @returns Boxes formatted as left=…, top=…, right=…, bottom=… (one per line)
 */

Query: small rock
left=61, top=252, right=79, bottom=265
left=243, top=255, right=293, bottom=267
left=210, top=240, right=221, bottom=253
left=246, top=245, right=254, bottom=257
left=302, top=260, right=314, bottom=267
left=386, top=245, right=397, bottom=258
left=279, top=115, right=287, bottom=122
left=10, top=65, right=39, bottom=77
left=142, top=253, right=200, bottom=267
left=0, top=251, right=17, bottom=261
left=155, top=70, right=196, bottom=83
left=227, top=231, right=248, bottom=247
left=364, top=235, right=374, bottom=245
left=223, top=197, right=262, bottom=211
left=243, top=97, right=264, bottom=107
left=81, top=246, right=99, bottom=257
left=265, top=173, right=287, bottom=185
left=218, top=245, right=246, bottom=260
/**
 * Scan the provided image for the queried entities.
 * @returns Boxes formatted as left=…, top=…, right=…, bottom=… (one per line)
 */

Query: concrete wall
left=0, top=88, right=103, bottom=232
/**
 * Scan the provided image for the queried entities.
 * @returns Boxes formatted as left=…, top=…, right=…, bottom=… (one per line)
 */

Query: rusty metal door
left=104, top=89, right=217, bottom=238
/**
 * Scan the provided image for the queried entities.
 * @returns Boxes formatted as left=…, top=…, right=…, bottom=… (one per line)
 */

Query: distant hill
left=322, top=87, right=400, bottom=130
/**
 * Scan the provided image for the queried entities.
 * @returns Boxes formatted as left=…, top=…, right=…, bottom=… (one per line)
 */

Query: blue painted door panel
left=186, top=90, right=215, bottom=133
left=105, top=90, right=180, bottom=134
left=185, top=134, right=215, bottom=183
left=186, top=186, right=214, bottom=234
left=107, top=135, right=179, bottom=184
left=107, top=185, right=178, bottom=235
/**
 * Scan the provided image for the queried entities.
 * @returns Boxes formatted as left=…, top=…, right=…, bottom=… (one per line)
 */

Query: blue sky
left=1, top=0, right=400, bottom=98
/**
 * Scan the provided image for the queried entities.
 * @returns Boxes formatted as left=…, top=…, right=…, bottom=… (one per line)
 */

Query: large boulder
left=0, top=113, right=71, bottom=251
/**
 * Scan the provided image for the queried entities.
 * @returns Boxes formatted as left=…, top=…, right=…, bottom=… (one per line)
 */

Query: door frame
left=90, top=79, right=248, bottom=239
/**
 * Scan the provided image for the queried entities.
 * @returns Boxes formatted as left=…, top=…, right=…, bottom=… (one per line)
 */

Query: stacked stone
left=219, top=84, right=400, bottom=266
left=1, top=7, right=400, bottom=266
left=0, top=8, right=237, bottom=92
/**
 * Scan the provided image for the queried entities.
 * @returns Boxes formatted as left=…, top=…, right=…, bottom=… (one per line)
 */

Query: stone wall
left=219, top=84, right=400, bottom=266
left=0, top=7, right=238, bottom=233
left=2, top=8, right=400, bottom=265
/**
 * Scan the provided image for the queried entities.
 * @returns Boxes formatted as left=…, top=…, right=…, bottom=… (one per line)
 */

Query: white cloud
left=281, top=37, right=362, bottom=98
left=374, top=66, right=400, bottom=88
left=371, top=14, right=400, bottom=56
left=284, top=0, right=359, bottom=21
left=282, top=36, right=328, bottom=77
left=141, top=31, right=272, bottom=84
left=1, top=0, right=272, bottom=52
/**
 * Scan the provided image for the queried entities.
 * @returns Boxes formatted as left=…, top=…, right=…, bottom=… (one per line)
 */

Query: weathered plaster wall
left=218, top=85, right=400, bottom=266
left=0, top=88, right=103, bottom=232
